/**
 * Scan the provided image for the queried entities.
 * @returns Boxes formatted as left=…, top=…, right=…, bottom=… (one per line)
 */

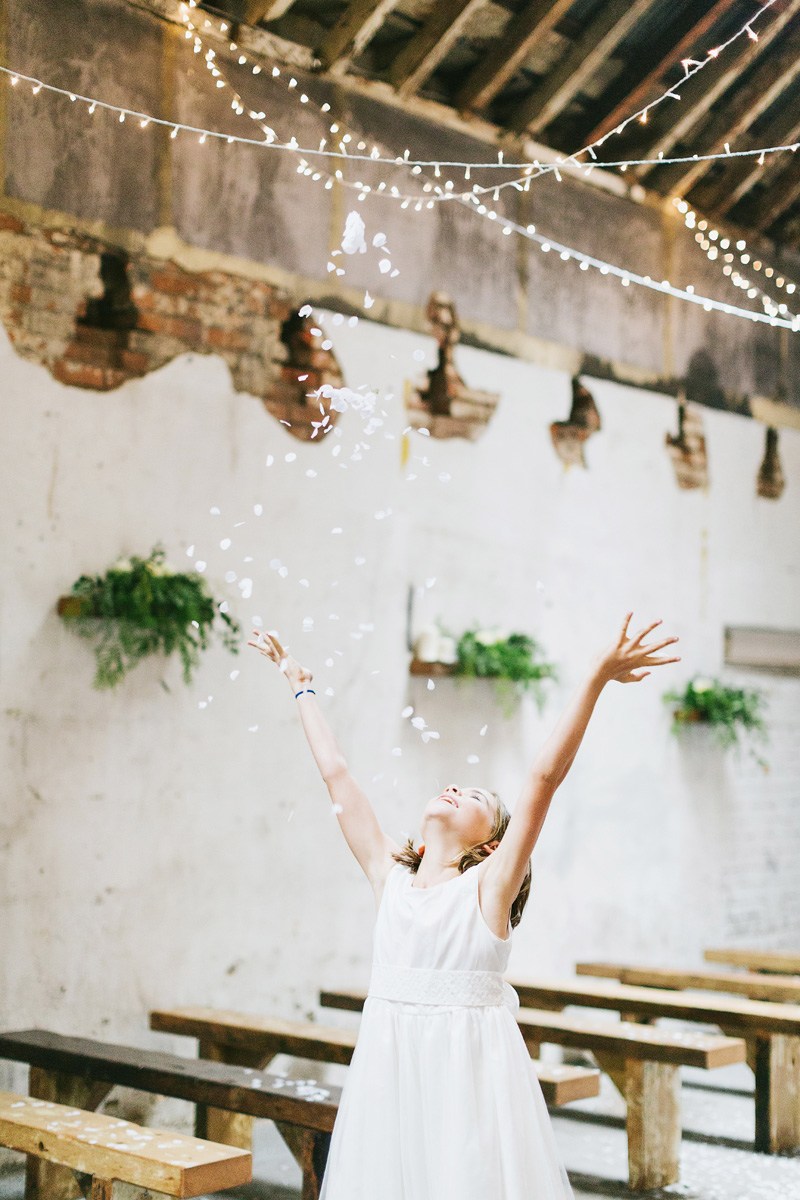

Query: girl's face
left=423, top=784, right=497, bottom=851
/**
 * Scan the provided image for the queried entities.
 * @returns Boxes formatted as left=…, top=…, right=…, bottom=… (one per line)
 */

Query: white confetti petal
left=378, top=259, right=391, bottom=274
left=285, top=452, right=297, bottom=463
left=195, top=561, right=207, bottom=572
left=248, top=725, right=259, bottom=733
left=401, top=706, right=414, bottom=719
left=480, top=724, right=488, bottom=736
left=341, top=210, right=367, bottom=255
left=298, top=304, right=313, bottom=317
left=427, top=679, right=435, bottom=691
left=230, top=669, right=240, bottom=680
left=411, top=716, right=426, bottom=730
left=467, top=754, right=480, bottom=764
left=364, top=290, right=374, bottom=309
left=220, top=538, right=231, bottom=550
left=225, top=570, right=237, bottom=582
left=372, top=232, right=387, bottom=247
left=299, top=578, right=310, bottom=587
left=210, top=506, right=221, bottom=515
left=254, top=504, right=263, bottom=515
left=266, top=455, right=274, bottom=467
left=391, top=747, right=402, bottom=756
left=186, top=545, right=195, bottom=556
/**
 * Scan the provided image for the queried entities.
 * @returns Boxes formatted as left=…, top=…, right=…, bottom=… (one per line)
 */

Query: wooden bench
left=319, top=987, right=745, bottom=1191
left=149, top=1003, right=600, bottom=1149
left=507, top=977, right=800, bottom=1156
left=0, top=1029, right=339, bottom=1200
left=705, top=947, right=800, bottom=975
left=0, top=1089, right=251, bottom=1199
left=577, top=960, right=800, bottom=1004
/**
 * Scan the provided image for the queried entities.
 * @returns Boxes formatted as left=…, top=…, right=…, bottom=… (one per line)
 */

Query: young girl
left=249, top=612, right=679, bottom=1199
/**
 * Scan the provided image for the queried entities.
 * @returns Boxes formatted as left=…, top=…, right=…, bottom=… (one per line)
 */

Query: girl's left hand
left=595, top=613, right=681, bottom=684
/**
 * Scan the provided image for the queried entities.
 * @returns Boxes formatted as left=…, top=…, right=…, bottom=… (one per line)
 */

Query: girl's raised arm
left=249, top=629, right=400, bottom=891
left=483, top=613, right=680, bottom=909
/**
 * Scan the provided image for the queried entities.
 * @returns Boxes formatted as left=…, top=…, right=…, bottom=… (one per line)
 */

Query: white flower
left=474, top=628, right=509, bottom=646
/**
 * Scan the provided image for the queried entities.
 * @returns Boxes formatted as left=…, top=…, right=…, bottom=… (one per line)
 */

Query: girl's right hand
left=247, top=628, right=313, bottom=691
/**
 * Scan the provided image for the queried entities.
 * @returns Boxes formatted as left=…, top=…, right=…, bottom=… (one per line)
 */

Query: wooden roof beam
left=633, top=0, right=800, bottom=174
left=583, top=0, right=737, bottom=146
left=388, top=0, right=487, bottom=99
left=747, top=156, right=800, bottom=231
left=455, top=0, right=575, bottom=114
left=643, top=27, right=800, bottom=195
left=318, top=0, right=402, bottom=74
left=700, top=106, right=800, bottom=216
left=507, top=0, right=659, bottom=137
left=244, top=0, right=296, bottom=23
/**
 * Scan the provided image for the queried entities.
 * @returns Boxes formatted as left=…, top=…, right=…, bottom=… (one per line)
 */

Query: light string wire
left=673, top=198, right=797, bottom=320
left=4, top=61, right=796, bottom=186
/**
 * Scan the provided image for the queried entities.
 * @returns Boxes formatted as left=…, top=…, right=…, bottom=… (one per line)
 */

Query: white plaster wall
left=1, top=315, right=799, bottom=1129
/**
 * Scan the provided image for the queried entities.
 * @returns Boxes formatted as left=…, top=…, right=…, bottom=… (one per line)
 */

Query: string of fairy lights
left=1, top=0, right=798, bottom=330
left=174, top=0, right=800, bottom=330
left=673, top=198, right=797, bottom=323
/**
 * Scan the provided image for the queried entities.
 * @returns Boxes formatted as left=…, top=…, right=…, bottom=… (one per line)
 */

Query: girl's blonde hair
left=391, top=790, right=532, bottom=929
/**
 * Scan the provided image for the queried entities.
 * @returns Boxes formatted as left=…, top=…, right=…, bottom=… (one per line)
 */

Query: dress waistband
left=367, top=963, right=520, bottom=1011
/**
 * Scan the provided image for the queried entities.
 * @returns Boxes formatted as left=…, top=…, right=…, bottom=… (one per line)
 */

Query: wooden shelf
left=409, top=658, right=457, bottom=677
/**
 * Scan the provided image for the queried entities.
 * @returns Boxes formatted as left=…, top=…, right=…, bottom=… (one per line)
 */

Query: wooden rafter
left=507, top=0, right=659, bottom=137
left=633, top=0, right=800, bottom=174
left=583, top=0, right=737, bottom=146
left=244, top=0, right=295, bottom=23
left=700, top=104, right=800, bottom=216
left=643, top=26, right=800, bottom=194
left=388, top=0, right=487, bottom=99
left=455, top=0, right=574, bottom=113
left=318, top=0, right=402, bottom=74
left=747, top=155, right=800, bottom=231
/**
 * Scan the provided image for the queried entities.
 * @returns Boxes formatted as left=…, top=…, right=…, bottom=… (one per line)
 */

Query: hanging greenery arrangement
left=454, top=628, right=558, bottom=713
left=662, top=676, right=769, bottom=763
left=58, top=546, right=240, bottom=690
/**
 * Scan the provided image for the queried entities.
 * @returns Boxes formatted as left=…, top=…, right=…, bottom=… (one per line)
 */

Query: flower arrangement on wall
left=57, top=546, right=240, bottom=689
left=663, top=675, right=769, bottom=766
left=413, top=625, right=557, bottom=712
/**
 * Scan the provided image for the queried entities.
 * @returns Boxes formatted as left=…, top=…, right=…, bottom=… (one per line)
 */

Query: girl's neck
left=413, top=839, right=462, bottom=888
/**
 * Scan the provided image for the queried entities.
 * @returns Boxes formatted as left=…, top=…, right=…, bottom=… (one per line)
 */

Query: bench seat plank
left=150, top=1007, right=600, bottom=1106
left=508, top=978, right=800, bottom=1036
left=576, top=962, right=800, bottom=1004
left=0, top=1030, right=339, bottom=1134
left=705, top=948, right=800, bottom=975
left=0, top=1090, right=251, bottom=1197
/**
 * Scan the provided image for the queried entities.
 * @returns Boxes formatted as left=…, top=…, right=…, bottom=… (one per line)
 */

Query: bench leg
left=195, top=1038, right=275, bottom=1150
left=25, top=1068, right=112, bottom=1200
left=754, top=1035, right=800, bottom=1153
left=594, top=1053, right=681, bottom=1191
left=275, top=1123, right=330, bottom=1200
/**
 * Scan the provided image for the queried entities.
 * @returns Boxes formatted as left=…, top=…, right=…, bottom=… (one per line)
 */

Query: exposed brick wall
left=0, top=214, right=342, bottom=440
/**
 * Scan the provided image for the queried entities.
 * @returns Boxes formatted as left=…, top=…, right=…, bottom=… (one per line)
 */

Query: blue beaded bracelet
left=295, top=688, right=316, bottom=699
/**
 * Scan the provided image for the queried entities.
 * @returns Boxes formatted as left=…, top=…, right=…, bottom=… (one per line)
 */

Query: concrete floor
left=1, top=1062, right=798, bottom=1199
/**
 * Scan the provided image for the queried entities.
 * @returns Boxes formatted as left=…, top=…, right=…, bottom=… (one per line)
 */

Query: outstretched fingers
left=630, top=618, right=663, bottom=646
left=618, top=611, right=634, bottom=644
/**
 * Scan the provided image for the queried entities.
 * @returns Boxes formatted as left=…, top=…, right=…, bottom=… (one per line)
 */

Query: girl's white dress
left=319, top=861, right=574, bottom=1199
